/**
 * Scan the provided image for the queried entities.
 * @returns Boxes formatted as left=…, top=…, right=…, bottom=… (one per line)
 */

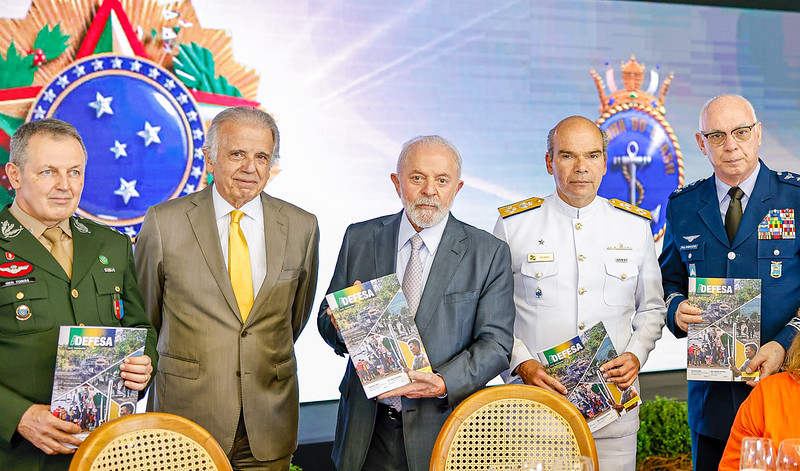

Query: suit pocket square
left=159, top=353, right=200, bottom=380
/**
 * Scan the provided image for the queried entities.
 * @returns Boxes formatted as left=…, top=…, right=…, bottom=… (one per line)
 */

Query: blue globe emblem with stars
left=27, top=53, right=205, bottom=238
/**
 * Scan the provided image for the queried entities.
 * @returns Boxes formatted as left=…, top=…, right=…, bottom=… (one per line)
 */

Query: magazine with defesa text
left=537, top=321, right=641, bottom=432
left=687, top=277, right=761, bottom=382
left=50, top=325, right=147, bottom=444
left=326, top=274, right=432, bottom=398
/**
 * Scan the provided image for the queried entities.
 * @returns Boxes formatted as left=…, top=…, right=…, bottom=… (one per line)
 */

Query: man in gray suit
left=135, top=107, right=319, bottom=470
left=318, top=135, right=515, bottom=471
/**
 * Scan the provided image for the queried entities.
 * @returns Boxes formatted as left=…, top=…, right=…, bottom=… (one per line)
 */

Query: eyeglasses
left=700, top=123, right=759, bottom=147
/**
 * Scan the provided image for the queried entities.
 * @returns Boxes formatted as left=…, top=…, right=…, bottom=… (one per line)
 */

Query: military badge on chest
left=758, top=208, right=795, bottom=279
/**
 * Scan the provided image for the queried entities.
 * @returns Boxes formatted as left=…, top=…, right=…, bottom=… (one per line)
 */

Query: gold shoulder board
left=498, top=197, right=544, bottom=219
left=609, top=198, right=651, bottom=220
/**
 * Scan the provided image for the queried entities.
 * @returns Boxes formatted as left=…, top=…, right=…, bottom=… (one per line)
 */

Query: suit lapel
left=0, top=208, right=69, bottom=281
left=698, top=177, right=730, bottom=247
left=251, top=193, right=288, bottom=322
left=187, top=186, right=241, bottom=318
left=70, top=218, right=101, bottom=286
left=415, top=215, right=466, bottom=334
left=374, top=212, right=401, bottom=279
left=732, top=164, right=772, bottom=249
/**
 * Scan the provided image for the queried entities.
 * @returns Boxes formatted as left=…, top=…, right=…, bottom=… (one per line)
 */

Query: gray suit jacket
left=135, top=185, right=319, bottom=461
left=318, top=212, right=515, bottom=471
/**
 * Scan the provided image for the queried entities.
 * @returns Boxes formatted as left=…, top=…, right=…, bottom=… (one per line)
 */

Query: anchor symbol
left=612, top=141, right=661, bottom=222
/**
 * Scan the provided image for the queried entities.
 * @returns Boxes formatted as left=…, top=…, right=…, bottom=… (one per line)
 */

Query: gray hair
left=698, top=94, right=758, bottom=130
left=10, top=118, right=87, bottom=170
left=203, top=106, right=280, bottom=165
left=397, top=135, right=462, bottom=178
left=546, top=116, right=608, bottom=158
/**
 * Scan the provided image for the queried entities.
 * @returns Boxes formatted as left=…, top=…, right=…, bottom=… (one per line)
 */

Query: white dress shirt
left=395, top=211, right=449, bottom=290
left=212, top=185, right=267, bottom=297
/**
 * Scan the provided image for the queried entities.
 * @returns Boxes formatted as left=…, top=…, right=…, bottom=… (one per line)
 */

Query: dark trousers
left=691, top=430, right=727, bottom=471
left=362, top=404, right=409, bottom=471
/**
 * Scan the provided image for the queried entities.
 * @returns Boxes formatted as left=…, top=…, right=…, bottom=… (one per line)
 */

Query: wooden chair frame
left=430, top=384, right=598, bottom=470
left=69, top=412, right=232, bottom=471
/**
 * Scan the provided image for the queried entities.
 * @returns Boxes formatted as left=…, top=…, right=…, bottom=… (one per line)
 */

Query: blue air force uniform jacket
left=658, top=162, right=800, bottom=441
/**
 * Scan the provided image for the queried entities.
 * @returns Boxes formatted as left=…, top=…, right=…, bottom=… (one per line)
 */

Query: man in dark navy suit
left=659, top=94, right=800, bottom=470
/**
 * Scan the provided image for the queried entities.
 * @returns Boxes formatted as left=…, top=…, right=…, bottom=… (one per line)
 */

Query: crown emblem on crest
left=590, top=54, right=674, bottom=115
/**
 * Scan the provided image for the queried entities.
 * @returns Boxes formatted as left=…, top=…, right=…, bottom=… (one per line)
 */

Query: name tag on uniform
left=528, top=253, right=554, bottom=262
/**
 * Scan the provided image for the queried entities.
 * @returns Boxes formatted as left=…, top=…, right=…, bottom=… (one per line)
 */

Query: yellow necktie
left=43, top=227, right=72, bottom=279
left=228, top=210, right=253, bottom=322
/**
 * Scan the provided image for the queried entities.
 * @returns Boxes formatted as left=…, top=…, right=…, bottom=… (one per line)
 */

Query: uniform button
left=578, top=255, right=585, bottom=261
left=575, top=223, right=583, bottom=230
left=535, top=272, right=542, bottom=279
left=621, top=274, right=627, bottom=280
left=71, top=289, right=79, bottom=299
left=114, top=286, right=121, bottom=293
left=728, top=252, right=736, bottom=260
left=688, top=253, right=693, bottom=259
left=236, top=370, right=241, bottom=377
left=578, top=322, right=585, bottom=330
left=774, top=249, right=781, bottom=256
left=578, top=288, right=586, bottom=295
left=15, top=292, right=23, bottom=300
left=241, top=330, right=248, bottom=338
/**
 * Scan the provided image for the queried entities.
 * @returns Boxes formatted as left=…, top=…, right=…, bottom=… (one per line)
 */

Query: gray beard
left=403, top=196, right=448, bottom=229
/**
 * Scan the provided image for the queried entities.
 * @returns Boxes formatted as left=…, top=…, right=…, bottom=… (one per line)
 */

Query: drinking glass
left=741, top=437, right=774, bottom=470
left=553, top=455, right=594, bottom=471
left=777, top=439, right=800, bottom=470
left=518, top=461, right=543, bottom=471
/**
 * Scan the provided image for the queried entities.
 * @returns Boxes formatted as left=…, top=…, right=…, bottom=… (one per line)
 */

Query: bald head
left=547, top=116, right=608, bottom=158
left=695, top=94, right=761, bottom=186
left=545, top=116, right=608, bottom=208
left=699, top=94, right=758, bottom=131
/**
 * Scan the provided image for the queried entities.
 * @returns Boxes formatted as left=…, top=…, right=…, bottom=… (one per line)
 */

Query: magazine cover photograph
left=50, top=326, right=147, bottom=441
left=537, top=322, right=641, bottom=433
left=326, top=274, right=432, bottom=398
left=687, top=277, right=762, bottom=382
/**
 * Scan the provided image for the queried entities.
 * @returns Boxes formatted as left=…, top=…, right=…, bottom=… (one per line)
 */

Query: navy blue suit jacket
left=318, top=212, right=515, bottom=471
left=659, top=162, right=800, bottom=440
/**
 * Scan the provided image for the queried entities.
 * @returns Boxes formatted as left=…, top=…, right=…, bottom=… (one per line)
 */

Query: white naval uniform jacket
left=493, top=193, right=667, bottom=438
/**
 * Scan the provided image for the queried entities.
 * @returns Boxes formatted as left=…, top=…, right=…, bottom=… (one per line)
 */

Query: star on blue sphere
left=110, top=140, right=127, bottom=159
left=114, top=178, right=140, bottom=205
left=137, top=121, right=161, bottom=147
left=89, top=92, right=114, bottom=118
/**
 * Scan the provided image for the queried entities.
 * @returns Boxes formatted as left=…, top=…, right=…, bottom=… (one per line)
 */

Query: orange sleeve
left=719, top=382, right=766, bottom=471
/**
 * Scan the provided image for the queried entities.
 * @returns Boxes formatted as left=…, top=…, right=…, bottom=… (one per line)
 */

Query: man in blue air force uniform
left=659, top=94, right=800, bottom=470
left=494, top=116, right=666, bottom=471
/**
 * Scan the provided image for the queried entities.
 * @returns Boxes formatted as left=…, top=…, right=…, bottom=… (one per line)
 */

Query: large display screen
left=5, top=0, right=800, bottom=402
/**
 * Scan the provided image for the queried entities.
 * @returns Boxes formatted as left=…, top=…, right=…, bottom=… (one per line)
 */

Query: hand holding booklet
left=50, top=325, right=147, bottom=444
left=536, top=322, right=641, bottom=432
left=326, top=274, right=432, bottom=398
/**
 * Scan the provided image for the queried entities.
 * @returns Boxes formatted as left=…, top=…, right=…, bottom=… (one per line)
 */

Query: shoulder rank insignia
left=498, top=197, right=544, bottom=218
left=776, top=172, right=800, bottom=187
left=609, top=199, right=652, bottom=220
left=669, top=178, right=706, bottom=199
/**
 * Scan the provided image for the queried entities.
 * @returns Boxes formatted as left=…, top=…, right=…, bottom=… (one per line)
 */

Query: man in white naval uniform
left=493, top=116, right=666, bottom=470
